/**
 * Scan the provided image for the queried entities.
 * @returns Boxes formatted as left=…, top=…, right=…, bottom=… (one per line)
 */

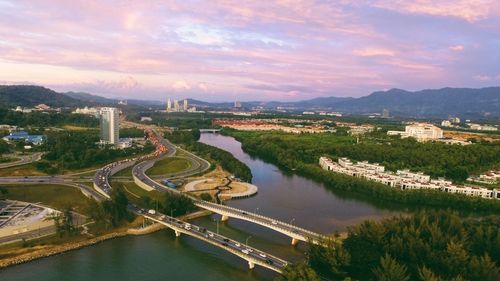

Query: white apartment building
left=99, top=107, right=119, bottom=145
left=318, top=156, right=500, bottom=200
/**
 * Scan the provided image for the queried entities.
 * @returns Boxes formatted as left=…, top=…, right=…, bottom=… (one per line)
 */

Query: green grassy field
left=1, top=184, right=93, bottom=214
left=146, top=157, right=191, bottom=176
left=111, top=181, right=166, bottom=204
left=0, top=164, right=46, bottom=177
left=113, top=165, right=133, bottom=177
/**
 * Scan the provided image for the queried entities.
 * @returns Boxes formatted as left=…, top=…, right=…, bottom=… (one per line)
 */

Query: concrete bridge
left=199, top=129, right=222, bottom=133
left=131, top=138, right=327, bottom=245
left=92, top=142, right=289, bottom=274
left=130, top=205, right=288, bottom=273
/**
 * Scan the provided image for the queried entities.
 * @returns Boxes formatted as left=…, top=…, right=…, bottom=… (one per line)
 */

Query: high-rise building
left=183, top=99, right=188, bottom=111
left=174, top=100, right=180, bottom=112
left=234, top=101, right=242, bottom=108
left=382, top=108, right=389, bottom=118
left=99, top=107, right=119, bottom=145
left=167, top=98, right=172, bottom=111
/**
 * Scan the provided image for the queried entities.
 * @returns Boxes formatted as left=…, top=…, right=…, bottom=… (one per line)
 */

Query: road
left=0, top=176, right=105, bottom=201
left=131, top=132, right=327, bottom=245
left=129, top=204, right=288, bottom=273
left=0, top=152, right=43, bottom=169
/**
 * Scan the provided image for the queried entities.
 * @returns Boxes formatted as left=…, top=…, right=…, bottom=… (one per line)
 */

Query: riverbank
left=0, top=209, right=214, bottom=270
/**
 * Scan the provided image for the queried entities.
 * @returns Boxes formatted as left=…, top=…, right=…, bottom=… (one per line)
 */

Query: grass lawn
left=113, top=165, right=133, bottom=177
left=146, top=157, right=191, bottom=176
left=0, top=164, right=46, bottom=177
left=111, top=181, right=165, bottom=203
left=1, top=184, right=93, bottom=215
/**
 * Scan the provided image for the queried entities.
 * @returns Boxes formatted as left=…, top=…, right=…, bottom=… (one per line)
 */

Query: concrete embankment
left=0, top=232, right=128, bottom=269
left=0, top=210, right=213, bottom=269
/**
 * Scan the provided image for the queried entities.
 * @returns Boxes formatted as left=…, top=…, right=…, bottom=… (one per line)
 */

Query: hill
left=332, top=87, right=500, bottom=118
left=0, top=85, right=83, bottom=108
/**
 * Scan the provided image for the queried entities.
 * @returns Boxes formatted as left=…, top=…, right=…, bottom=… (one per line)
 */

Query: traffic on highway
left=128, top=204, right=289, bottom=272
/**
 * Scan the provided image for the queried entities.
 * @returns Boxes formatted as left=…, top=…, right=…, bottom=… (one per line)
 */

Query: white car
left=235, top=243, right=241, bottom=247
left=246, top=248, right=253, bottom=253
left=272, top=220, right=278, bottom=225
left=259, top=253, right=267, bottom=258
left=209, top=233, right=214, bottom=237
left=241, top=249, right=250, bottom=254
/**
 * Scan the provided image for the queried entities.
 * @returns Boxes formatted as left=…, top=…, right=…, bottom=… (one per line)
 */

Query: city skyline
left=0, top=1, right=499, bottom=101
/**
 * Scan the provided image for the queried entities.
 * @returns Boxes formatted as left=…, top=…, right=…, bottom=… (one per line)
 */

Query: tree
left=308, top=238, right=350, bottom=278
left=277, top=263, right=320, bottom=281
left=0, top=186, right=8, bottom=200
left=418, top=266, right=442, bottom=281
left=372, top=254, right=410, bottom=281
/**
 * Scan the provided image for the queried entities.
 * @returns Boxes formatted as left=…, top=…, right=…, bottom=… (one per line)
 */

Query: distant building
left=382, top=109, right=389, bottom=118
left=183, top=99, right=188, bottom=111
left=140, top=116, right=152, bottom=122
left=388, top=123, right=443, bottom=141
left=468, top=123, right=498, bottom=131
left=234, top=101, right=242, bottom=108
left=167, top=98, right=172, bottom=111
left=174, top=100, right=180, bottom=112
left=99, top=107, right=119, bottom=145
left=441, top=120, right=452, bottom=127
left=72, top=106, right=100, bottom=117
left=2, top=131, right=45, bottom=145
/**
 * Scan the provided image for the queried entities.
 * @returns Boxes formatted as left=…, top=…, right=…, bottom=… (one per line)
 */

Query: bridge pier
left=248, top=261, right=255, bottom=270
left=221, top=215, right=229, bottom=222
left=175, top=230, right=181, bottom=237
left=291, top=238, right=299, bottom=246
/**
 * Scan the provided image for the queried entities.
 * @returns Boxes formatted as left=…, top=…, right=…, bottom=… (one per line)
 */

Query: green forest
left=281, top=211, right=500, bottom=281
left=0, top=109, right=99, bottom=128
left=226, top=129, right=500, bottom=182
left=37, top=130, right=154, bottom=173
left=224, top=130, right=500, bottom=212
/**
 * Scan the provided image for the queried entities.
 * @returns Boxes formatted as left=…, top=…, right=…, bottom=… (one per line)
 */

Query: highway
left=0, top=152, right=43, bottom=169
left=130, top=132, right=327, bottom=245
left=0, top=176, right=104, bottom=201
left=129, top=204, right=288, bottom=273
left=90, top=129, right=291, bottom=273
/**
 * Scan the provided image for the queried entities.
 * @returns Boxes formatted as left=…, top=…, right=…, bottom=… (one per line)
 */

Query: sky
left=0, top=0, right=499, bottom=102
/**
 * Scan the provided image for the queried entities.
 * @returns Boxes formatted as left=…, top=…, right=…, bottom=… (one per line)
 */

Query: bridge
left=199, top=129, right=222, bottom=133
left=131, top=134, right=328, bottom=245
left=129, top=204, right=288, bottom=273
left=92, top=131, right=289, bottom=273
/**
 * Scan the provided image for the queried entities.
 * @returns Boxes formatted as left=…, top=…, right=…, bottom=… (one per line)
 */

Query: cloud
left=449, top=45, right=464, bottom=51
left=474, top=74, right=491, bottom=81
left=172, top=80, right=191, bottom=91
left=369, top=0, right=499, bottom=22
left=198, top=82, right=209, bottom=92
left=352, top=48, right=395, bottom=57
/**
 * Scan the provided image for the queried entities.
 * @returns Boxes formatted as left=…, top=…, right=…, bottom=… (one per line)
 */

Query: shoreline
left=0, top=210, right=213, bottom=270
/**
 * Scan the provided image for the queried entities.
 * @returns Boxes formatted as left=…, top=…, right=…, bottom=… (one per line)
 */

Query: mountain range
left=0, top=85, right=499, bottom=118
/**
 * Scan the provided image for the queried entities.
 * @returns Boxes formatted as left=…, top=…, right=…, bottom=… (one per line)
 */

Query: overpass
left=199, top=129, right=222, bottom=133
left=129, top=204, right=288, bottom=273
left=92, top=130, right=289, bottom=273
left=131, top=134, right=328, bottom=245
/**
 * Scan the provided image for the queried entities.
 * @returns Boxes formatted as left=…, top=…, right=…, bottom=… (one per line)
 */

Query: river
left=1, top=133, right=400, bottom=281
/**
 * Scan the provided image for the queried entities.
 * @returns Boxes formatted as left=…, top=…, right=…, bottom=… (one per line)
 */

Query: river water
left=1, top=133, right=400, bottom=281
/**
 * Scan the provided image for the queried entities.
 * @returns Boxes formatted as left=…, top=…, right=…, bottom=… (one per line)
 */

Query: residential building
left=183, top=99, right=188, bottom=111
left=99, top=107, right=119, bottom=145
left=319, top=156, right=500, bottom=200
left=234, top=101, right=242, bottom=108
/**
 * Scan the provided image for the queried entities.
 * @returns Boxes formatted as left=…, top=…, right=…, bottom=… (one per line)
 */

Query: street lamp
left=289, top=218, right=295, bottom=225
left=254, top=207, right=259, bottom=214
left=170, top=208, right=176, bottom=218
left=214, top=218, right=219, bottom=234
left=246, top=235, right=252, bottom=247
